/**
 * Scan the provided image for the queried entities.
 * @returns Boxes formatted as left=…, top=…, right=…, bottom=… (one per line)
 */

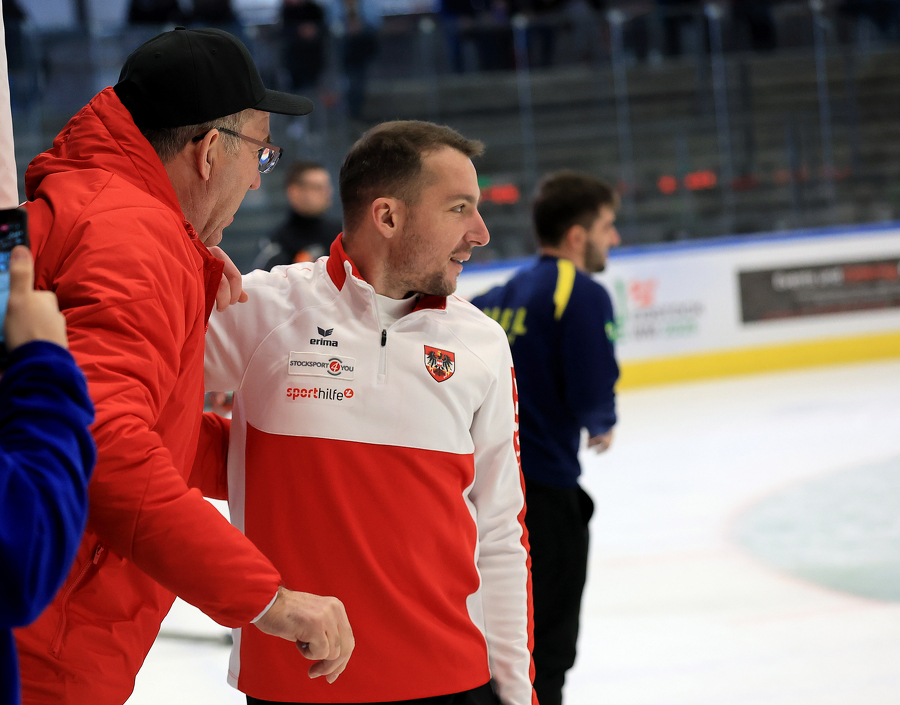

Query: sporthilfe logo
left=286, top=386, right=355, bottom=403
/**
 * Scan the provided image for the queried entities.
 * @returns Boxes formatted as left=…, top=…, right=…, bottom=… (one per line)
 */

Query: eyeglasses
left=192, top=128, right=283, bottom=174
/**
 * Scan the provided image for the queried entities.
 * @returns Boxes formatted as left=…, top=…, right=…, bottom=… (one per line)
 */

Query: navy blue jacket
left=0, top=341, right=95, bottom=704
left=471, top=256, right=618, bottom=488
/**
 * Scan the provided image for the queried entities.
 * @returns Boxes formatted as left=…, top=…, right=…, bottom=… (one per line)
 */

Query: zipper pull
left=381, top=329, right=387, bottom=346
left=93, top=544, right=105, bottom=564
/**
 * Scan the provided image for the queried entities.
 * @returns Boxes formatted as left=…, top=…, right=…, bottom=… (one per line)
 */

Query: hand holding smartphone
left=0, top=208, right=69, bottom=368
left=0, top=207, right=29, bottom=365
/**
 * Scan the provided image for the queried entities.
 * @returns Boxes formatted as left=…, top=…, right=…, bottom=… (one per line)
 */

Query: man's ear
left=193, top=129, right=220, bottom=182
left=563, top=223, right=586, bottom=253
left=370, top=197, right=405, bottom=240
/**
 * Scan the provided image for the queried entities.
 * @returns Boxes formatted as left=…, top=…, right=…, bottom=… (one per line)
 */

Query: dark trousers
left=246, top=681, right=499, bottom=705
left=524, top=476, right=594, bottom=705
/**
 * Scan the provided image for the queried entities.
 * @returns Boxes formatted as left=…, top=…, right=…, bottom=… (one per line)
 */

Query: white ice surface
left=126, top=360, right=900, bottom=704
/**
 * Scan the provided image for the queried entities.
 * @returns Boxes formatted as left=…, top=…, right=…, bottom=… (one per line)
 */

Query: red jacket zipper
left=50, top=543, right=105, bottom=657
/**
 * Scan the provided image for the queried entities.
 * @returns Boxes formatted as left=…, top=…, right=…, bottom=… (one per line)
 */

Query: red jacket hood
left=25, top=86, right=223, bottom=322
left=25, top=87, right=183, bottom=220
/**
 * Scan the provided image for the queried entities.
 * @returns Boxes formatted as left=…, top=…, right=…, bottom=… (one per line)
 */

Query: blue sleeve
left=559, top=279, right=618, bottom=436
left=0, top=341, right=96, bottom=627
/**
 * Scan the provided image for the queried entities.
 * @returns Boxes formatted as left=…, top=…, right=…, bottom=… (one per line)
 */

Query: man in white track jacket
left=202, top=121, right=537, bottom=705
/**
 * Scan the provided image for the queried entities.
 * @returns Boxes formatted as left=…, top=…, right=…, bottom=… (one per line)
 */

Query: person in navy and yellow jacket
left=1, top=245, right=95, bottom=705
left=199, top=121, right=537, bottom=705
left=471, top=171, right=621, bottom=705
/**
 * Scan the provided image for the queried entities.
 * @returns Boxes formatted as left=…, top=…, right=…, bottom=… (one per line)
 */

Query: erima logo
left=311, top=326, right=338, bottom=347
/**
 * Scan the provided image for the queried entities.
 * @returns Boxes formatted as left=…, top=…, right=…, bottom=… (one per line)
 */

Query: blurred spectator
left=282, top=0, right=328, bottom=91
left=127, top=0, right=186, bottom=24
left=340, top=0, right=379, bottom=121
left=192, top=0, right=238, bottom=24
left=4, top=0, right=31, bottom=114
left=129, top=0, right=239, bottom=30
left=440, top=0, right=516, bottom=74
left=252, top=161, right=341, bottom=270
left=3, top=0, right=25, bottom=70
left=1, top=245, right=96, bottom=705
left=731, top=0, right=776, bottom=51
left=838, top=0, right=900, bottom=40
left=478, top=0, right=516, bottom=71
left=565, top=0, right=611, bottom=64
left=440, top=0, right=480, bottom=73
left=191, top=0, right=243, bottom=38
left=623, top=1, right=653, bottom=63
left=511, top=0, right=567, bottom=68
left=656, top=0, right=707, bottom=57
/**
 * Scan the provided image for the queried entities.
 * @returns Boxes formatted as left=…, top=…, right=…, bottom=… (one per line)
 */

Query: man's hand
left=587, top=429, right=613, bottom=454
left=208, top=245, right=249, bottom=312
left=4, top=245, right=69, bottom=350
left=254, top=587, right=354, bottom=683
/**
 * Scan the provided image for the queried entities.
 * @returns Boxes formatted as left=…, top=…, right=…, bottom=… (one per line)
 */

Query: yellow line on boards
left=618, top=331, right=900, bottom=389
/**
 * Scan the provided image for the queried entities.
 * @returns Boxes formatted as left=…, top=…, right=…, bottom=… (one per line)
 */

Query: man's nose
left=468, top=211, right=490, bottom=247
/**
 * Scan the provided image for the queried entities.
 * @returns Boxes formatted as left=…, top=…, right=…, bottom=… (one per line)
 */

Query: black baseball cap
left=114, top=27, right=313, bottom=130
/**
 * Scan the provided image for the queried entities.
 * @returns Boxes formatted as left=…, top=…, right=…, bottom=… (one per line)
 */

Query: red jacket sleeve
left=31, top=199, right=280, bottom=627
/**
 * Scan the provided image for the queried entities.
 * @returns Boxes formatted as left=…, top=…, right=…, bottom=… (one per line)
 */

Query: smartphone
left=0, top=207, right=30, bottom=367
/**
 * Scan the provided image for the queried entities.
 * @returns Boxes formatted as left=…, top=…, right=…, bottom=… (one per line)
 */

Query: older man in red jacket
left=14, top=28, right=353, bottom=704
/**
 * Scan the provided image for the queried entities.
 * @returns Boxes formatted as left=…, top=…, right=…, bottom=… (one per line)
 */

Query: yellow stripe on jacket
left=553, top=258, right=577, bottom=320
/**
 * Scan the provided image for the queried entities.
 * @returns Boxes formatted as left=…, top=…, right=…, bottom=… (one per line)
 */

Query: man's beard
left=584, top=240, right=607, bottom=273
left=390, top=223, right=457, bottom=297
left=418, top=269, right=456, bottom=297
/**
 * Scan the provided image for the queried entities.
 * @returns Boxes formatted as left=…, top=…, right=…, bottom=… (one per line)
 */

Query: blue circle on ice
left=732, top=456, right=900, bottom=602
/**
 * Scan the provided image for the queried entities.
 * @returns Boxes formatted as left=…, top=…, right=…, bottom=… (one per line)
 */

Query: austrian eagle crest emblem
left=424, top=346, right=455, bottom=382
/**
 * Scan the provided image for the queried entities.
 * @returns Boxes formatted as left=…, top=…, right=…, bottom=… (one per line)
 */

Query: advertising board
left=458, top=224, right=900, bottom=387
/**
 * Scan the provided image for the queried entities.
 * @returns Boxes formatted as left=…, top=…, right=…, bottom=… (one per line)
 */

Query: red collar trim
left=413, top=294, right=447, bottom=311
left=326, top=234, right=363, bottom=290
left=326, top=234, right=448, bottom=311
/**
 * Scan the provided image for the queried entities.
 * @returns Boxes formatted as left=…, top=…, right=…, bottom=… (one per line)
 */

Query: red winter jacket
left=13, top=87, right=282, bottom=704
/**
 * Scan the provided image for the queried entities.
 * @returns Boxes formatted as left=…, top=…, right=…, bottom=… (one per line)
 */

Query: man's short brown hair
left=533, top=171, right=619, bottom=248
left=339, top=121, right=484, bottom=232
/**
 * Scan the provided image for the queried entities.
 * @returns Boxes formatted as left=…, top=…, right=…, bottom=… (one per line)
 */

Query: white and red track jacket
left=205, top=236, right=537, bottom=704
